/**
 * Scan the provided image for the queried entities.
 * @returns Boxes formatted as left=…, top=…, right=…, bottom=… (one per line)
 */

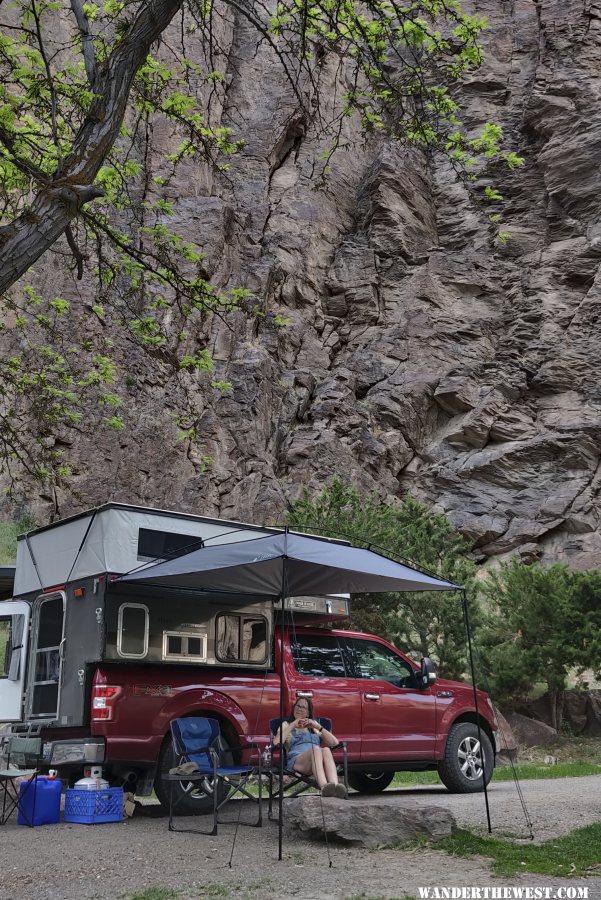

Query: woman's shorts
left=288, top=746, right=320, bottom=770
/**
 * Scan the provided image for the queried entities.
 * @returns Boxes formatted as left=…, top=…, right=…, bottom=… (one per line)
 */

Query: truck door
left=0, top=601, right=31, bottom=722
left=27, top=592, right=66, bottom=720
left=286, top=632, right=362, bottom=759
left=346, top=637, right=437, bottom=761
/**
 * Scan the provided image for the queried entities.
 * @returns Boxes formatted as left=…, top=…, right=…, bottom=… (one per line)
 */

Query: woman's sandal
left=321, top=783, right=338, bottom=797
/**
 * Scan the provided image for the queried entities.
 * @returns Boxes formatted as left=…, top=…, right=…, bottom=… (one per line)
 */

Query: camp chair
left=0, top=736, right=42, bottom=827
left=164, top=717, right=263, bottom=836
left=266, top=717, right=348, bottom=818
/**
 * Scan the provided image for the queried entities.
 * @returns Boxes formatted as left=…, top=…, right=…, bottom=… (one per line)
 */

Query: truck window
left=291, top=634, right=346, bottom=678
left=117, top=603, right=149, bottom=658
left=349, top=639, right=415, bottom=687
left=216, top=615, right=267, bottom=663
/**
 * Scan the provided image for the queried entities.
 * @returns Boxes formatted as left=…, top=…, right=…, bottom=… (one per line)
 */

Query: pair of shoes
left=321, top=783, right=338, bottom=797
left=333, top=783, right=348, bottom=799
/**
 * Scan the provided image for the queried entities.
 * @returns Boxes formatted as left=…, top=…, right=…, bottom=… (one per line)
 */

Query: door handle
left=59, top=639, right=66, bottom=660
left=296, top=691, right=313, bottom=698
left=437, top=690, right=454, bottom=698
left=364, top=693, right=380, bottom=701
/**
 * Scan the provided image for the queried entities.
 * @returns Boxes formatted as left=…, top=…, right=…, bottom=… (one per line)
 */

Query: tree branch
left=0, top=0, right=185, bottom=294
left=65, top=223, right=85, bottom=279
left=69, top=0, right=97, bottom=86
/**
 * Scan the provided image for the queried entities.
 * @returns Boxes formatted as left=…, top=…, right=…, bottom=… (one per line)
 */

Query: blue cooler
left=17, top=776, right=62, bottom=826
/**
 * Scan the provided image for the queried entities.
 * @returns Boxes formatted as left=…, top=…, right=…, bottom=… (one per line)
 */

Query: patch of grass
left=390, top=754, right=601, bottom=789
left=285, top=849, right=307, bottom=865
left=345, top=895, right=417, bottom=900
left=196, top=887, right=230, bottom=899
left=227, top=876, right=272, bottom=900
left=241, top=878, right=272, bottom=892
left=344, top=895, right=396, bottom=900
left=438, top=822, right=601, bottom=877
left=0, top=522, right=20, bottom=565
left=125, top=889, right=180, bottom=900
left=391, top=771, right=440, bottom=787
left=0, top=516, right=36, bottom=564
left=494, top=762, right=600, bottom=780
left=520, top=736, right=601, bottom=766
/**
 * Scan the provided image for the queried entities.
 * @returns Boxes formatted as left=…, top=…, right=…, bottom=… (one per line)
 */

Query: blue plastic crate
left=64, top=787, right=124, bottom=824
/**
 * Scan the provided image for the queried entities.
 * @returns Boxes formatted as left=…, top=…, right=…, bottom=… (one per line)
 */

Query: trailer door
left=0, top=601, right=31, bottom=721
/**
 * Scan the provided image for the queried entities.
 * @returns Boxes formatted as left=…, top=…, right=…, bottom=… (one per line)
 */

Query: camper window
left=117, top=603, right=149, bottom=658
left=0, top=616, right=10, bottom=677
left=216, top=615, right=267, bottom=664
left=162, top=631, right=207, bottom=662
left=137, top=528, right=203, bottom=561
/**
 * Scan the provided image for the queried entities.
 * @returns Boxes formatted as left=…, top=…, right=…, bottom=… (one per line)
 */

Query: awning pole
left=278, top=530, right=289, bottom=860
left=462, top=589, right=492, bottom=834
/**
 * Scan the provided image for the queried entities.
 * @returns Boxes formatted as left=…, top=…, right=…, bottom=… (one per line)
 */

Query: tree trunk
left=547, top=686, right=564, bottom=731
left=0, top=0, right=184, bottom=294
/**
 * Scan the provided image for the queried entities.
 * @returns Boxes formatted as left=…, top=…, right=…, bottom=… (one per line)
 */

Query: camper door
left=0, top=601, right=31, bottom=722
left=26, top=592, right=66, bottom=720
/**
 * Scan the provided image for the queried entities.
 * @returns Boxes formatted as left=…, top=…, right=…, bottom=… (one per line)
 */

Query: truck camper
left=0, top=502, right=496, bottom=814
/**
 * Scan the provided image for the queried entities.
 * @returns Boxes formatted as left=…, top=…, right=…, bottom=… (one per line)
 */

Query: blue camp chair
left=266, top=717, right=348, bottom=818
left=164, top=717, right=262, bottom=835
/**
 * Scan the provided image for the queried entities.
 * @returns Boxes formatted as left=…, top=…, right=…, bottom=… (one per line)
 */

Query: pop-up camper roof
left=14, top=503, right=279, bottom=595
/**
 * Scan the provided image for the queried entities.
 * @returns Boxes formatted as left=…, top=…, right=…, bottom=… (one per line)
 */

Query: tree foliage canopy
left=286, top=478, right=477, bottom=678
left=478, top=560, right=601, bottom=726
left=0, top=0, right=521, bottom=486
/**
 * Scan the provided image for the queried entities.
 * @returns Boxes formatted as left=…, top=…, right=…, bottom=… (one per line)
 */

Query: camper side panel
left=103, top=591, right=273, bottom=669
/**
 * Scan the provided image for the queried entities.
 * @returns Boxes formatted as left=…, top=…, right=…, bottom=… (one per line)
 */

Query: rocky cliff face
left=6, top=0, right=601, bottom=569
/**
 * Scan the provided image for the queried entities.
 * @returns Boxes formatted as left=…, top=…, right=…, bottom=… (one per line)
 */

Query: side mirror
left=419, top=657, right=437, bottom=689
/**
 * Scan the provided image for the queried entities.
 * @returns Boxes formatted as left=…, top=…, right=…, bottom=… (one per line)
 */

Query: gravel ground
left=1, top=775, right=600, bottom=900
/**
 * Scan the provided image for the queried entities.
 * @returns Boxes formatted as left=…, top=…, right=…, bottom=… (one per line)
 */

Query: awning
left=116, top=531, right=459, bottom=596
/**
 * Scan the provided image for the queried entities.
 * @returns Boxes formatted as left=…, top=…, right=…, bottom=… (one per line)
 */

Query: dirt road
left=1, top=775, right=600, bottom=900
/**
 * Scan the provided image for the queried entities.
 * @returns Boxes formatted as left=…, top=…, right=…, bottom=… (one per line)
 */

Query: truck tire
left=154, top=732, right=231, bottom=816
left=438, top=722, right=493, bottom=793
left=348, top=771, right=395, bottom=793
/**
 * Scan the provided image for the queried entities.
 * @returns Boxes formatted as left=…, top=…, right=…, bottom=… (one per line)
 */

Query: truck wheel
left=154, top=733, right=231, bottom=816
left=348, top=771, right=394, bottom=793
left=438, top=722, right=493, bottom=793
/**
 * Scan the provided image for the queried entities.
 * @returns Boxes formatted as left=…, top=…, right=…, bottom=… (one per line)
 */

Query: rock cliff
left=5, top=0, right=601, bottom=568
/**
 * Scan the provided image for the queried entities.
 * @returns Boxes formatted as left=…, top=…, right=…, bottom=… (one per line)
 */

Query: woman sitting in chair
left=273, top=697, right=347, bottom=798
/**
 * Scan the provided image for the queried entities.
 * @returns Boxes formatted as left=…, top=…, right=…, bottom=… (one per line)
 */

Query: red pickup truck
left=1, top=504, right=497, bottom=813
left=91, top=625, right=497, bottom=813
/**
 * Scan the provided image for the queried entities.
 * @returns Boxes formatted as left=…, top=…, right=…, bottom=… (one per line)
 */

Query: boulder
left=516, top=690, right=601, bottom=736
left=562, top=690, right=589, bottom=735
left=515, top=695, right=555, bottom=727
left=285, top=797, right=455, bottom=848
left=504, top=712, right=557, bottom=747
left=493, top=709, right=518, bottom=763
